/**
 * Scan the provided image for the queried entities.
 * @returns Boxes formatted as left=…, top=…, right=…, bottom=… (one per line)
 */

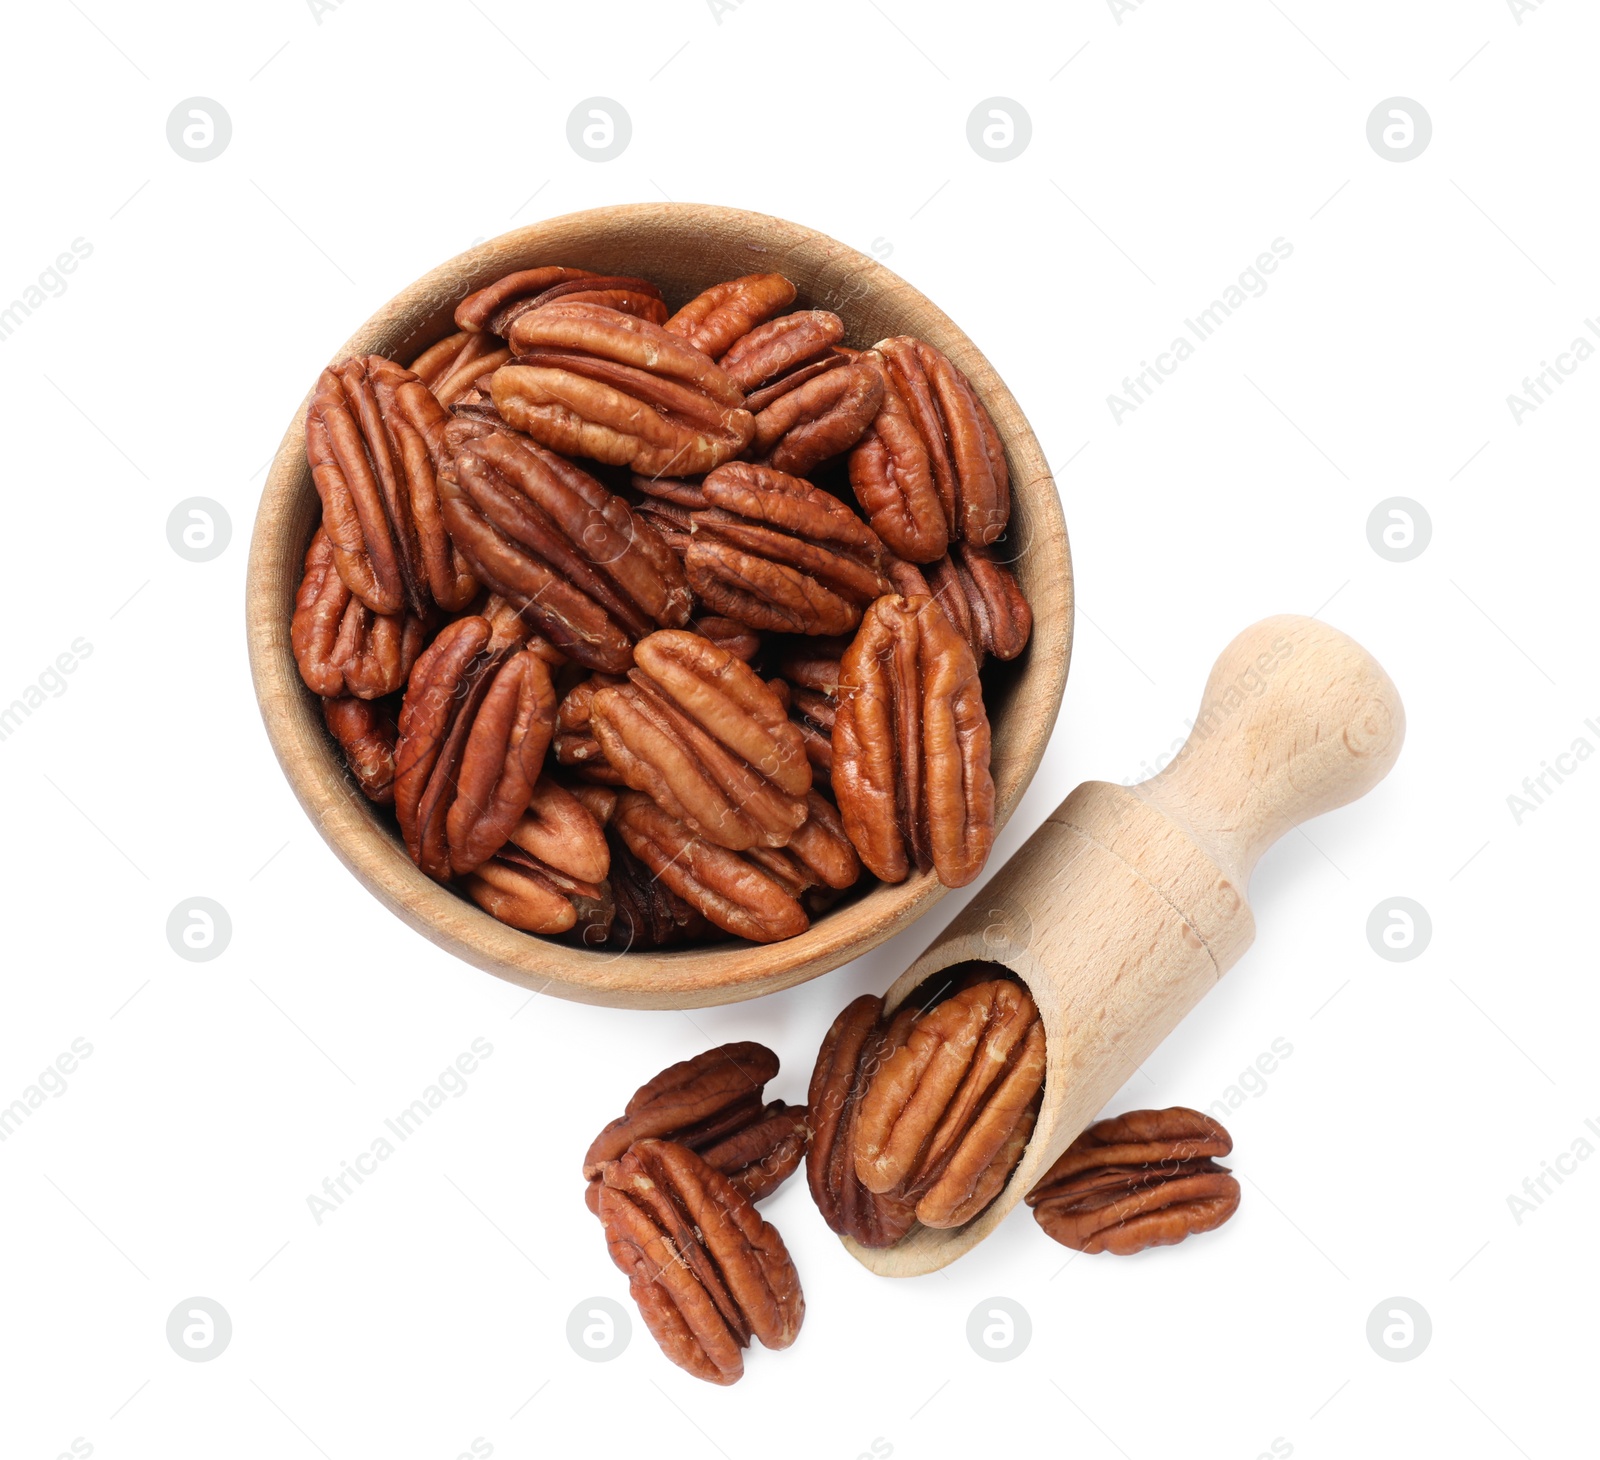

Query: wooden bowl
left=245, top=203, right=1072, bottom=1009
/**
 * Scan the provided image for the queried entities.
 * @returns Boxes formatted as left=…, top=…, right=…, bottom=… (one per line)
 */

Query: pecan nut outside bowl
left=245, top=203, right=1072, bottom=1009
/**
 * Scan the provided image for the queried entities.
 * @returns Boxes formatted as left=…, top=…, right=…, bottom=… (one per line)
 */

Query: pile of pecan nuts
left=586, top=985, right=1241, bottom=1385
left=290, top=264, right=1032, bottom=948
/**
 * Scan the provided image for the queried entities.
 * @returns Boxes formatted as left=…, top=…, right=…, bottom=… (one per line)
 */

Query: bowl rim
left=244, top=201, right=1073, bottom=1009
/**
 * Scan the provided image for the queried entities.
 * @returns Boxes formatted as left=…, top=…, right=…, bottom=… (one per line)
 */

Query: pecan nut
left=749, top=355, right=884, bottom=477
left=605, top=831, right=711, bottom=949
left=853, top=977, right=1046, bottom=1229
left=832, top=595, right=995, bottom=887
left=462, top=774, right=611, bottom=936
left=848, top=336, right=1009, bottom=561
left=805, top=994, right=920, bottom=1248
left=393, top=616, right=557, bottom=880
left=664, top=273, right=798, bottom=358
left=685, top=462, right=891, bottom=637
left=1026, top=1108, right=1240, bottom=1255
left=553, top=674, right=624, bottom=782
left=598, top=1139, right=804, bottom=1385
left=322, top=695, right=399, bottom=805
left=744, top=790, right=862, bottom=900
left=493, top=302, right=754, bottom=476
left=583, top=1043, right=808, bottom=1209
left=592, top=631, right=811, bottom=851
left=292, top=527, right=430, bottom=699
left=888, top=543, right=1031, bottom=664
left=305, top=354, right=478, bottom=615
left=721, top=309, right=845, bottom=394
left=440, top=428, right=692, bottom=672
left=455, top=266, right=667, bottom=335
left=612, top=792, right=808, bottom=943
left=408, top=330, right=511, bottom=407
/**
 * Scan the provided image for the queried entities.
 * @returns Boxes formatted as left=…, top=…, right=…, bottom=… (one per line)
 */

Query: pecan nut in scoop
left=664, top=273, right=797, bottom=358
left=1026, top=1108, right=1241, bottom=1256
left=611, top=792, right=809, bottom=943
left=305, top=354, right=478, bottom=615
left=832, top=595, right=995, bottom=888
left=685, top=463, right=892, bottom=637
left=592, top=631, right=811, bottom=852
left=493, top=302, right=754, bottom=477
left=440, top=428, right=692, bottom=672
left=849, top=337, right=1009, bottom=561
left=598, top=1139, right=804, bottom=1385
left=462, top=774, right=612, bottom=937
left=292, top=527, right=430, bottom=699
left=853, top=977, right=1046, bottom=1229
left=392, top=616, right=557, bottom=880
left=805, top=994, right=920, bottom=1248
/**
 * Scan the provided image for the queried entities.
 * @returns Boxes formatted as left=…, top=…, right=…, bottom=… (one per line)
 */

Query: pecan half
left=455, top=266, right=667, bottom=335
left=305, top=354, right=478, bottom=615
left=612, top=792, right=808, bottom=943
left=1026, top=1109, right=1240, bottom=1256
left=292, top=528, right=429, bottom=699
left=805, top=995, right=919, bottom=1247
left=691, top=615, right=761, bottom=662
left=750, top=356, right=884, bottom=477
left=664, top=273, right=797, bottom=358
left=322, top=695, right=399, bottom=805
left=605, top=831, right=710, bottom=949
left=849, top=337, right=1009, bottom=560
left=392, top=616, right=557, bottom=880
left=582, top=1043, right=808, bottom=1211
left=685, top=463, right=891, bottom=637
left=598, top=1139, right=804, bottom=1385
left=440, top=428, right=692, bottom=672
left=832, top=595, right=995, bottom=888
left=891, top=544, right=1032, bottom=664
left=853, top=978, right=1046, bottom=1229
left=553, top=674, right=624, bottom=782
left=462, top=774, right=611, bottom=935
left=592, top=631, right=810, bottom=852
left=493, top=302, right=754, bottom=477
left=745, top=791, right=861, bottom=899
left=720, top=310, right=845, bottom=394
left=408, top=330, right=512, bottom=407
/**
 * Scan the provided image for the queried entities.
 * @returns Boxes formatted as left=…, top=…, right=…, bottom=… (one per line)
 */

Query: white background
left=2, top=2, right=1595, bottom=1457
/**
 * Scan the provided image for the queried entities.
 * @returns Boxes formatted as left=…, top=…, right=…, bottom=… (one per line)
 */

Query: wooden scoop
left=846, top=614, right=1404, bottom=1276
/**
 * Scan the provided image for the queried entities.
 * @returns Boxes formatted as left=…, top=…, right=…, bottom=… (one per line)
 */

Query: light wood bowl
left=245, top=203, right=1072, bottom=1009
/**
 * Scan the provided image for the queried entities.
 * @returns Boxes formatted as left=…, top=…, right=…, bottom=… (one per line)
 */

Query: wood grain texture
left=846, top=614, right=1404, bottom=1275
left=244, top=203, right=1072, bottom=1010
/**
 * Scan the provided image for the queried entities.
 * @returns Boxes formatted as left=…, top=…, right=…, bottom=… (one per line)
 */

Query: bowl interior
left=246, top=202, right=1072, bottom=1008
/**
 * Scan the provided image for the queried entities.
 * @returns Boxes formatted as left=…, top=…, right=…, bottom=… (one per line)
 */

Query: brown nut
left=598, top=1139, right=804, bottom=1385
left=462, top=774, right=612, bottom=936
left=605, top=830, right=711, bottom=949
left=1025, top=1108, right=1241, bottom=1256
left=805, top=995, right=920, bottom=1248
left=664, top=273, right=798, bottom=358
left=685, top=462, right=892, bottom=637
left=592, top=631, right=811, bottom=852
left=927, top=542, right=1032, bottom=663
left=720, top=310, right=845, bottom=394
left=440, top=428, right=692, bottom=672
left=582, top=1043, right=808, bottom=1211
left=744, top=791, right=861, bottom=898
left=612, top=792, right=808, bottom=943
left=322, top=694, right=399, bottom=805
left=493, top=302, right=754, bottom=477
left=848, top=337, right=1009, bottom=560
left=392, top=616, right=557, bottom=880
left=454, top=265, right=667, bottom=335
left=853, top=978, right=1046, bottom=1229
left=832, top=595, right=995, bottom=888
left=749, top=357, right=884, bottom=477
left=553, top=674, right=625, bottom=782
left=292, top=527, right=430, bottom=699
left=305, top=354, right=478, bottom=615
left=691, top=615, right=761, bottom=662
left=408, top=330, right=512, bottom=407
